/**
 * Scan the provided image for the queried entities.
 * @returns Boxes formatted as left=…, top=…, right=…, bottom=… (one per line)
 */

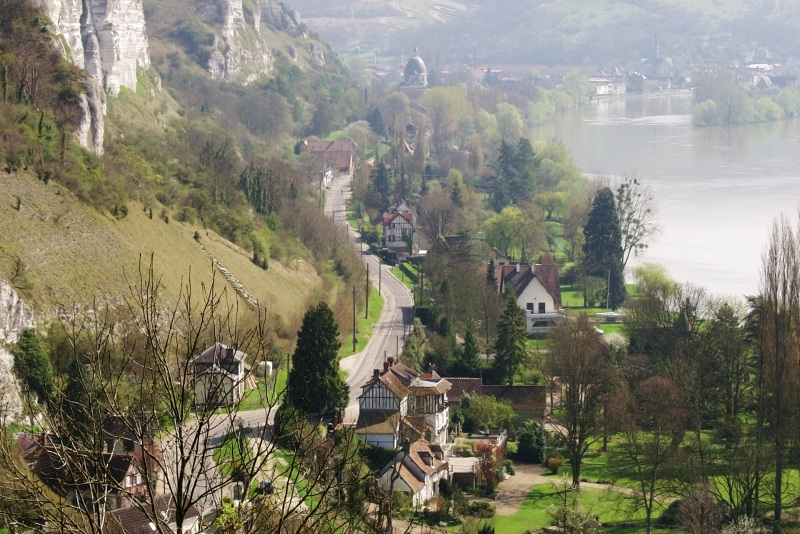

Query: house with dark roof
left=193, top=342, right=255, bottom=408
left=300, top=139, right=358, bottom=174
left=495, top=255, right=564, bottom=335
left=18, top=417, right=163, bottom=512
left=379, top=439, right=449, bottom=506
left=108, top=495, right=203, bottom=534
left=355, top=358, right=451, bottom=448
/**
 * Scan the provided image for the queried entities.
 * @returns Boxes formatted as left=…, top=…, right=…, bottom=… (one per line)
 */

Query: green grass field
left=339, top=283, right=385, bottom=358
left=494, top=483, right=652, bottom=534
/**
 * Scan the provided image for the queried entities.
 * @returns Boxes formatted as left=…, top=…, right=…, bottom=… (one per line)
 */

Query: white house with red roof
left=496, top=255, right=564, bottom=335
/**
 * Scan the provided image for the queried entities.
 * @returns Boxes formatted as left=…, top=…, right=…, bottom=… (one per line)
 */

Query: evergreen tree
left=582, top=187, right=627, bottom=309
left=372, top=160, right=392, bottom=211
left=11, top=329, right=54, bottom=404
left=494, top=286, right=529, bottom=384
left=512, top=138, right=539, bottom=202
left=286, top=302, right=349, bottom=416
left=487, top=258, right=498, bottom=289
left=490, top=140, right=516, bottom=210
left=455, top=319, right=482, bottom=376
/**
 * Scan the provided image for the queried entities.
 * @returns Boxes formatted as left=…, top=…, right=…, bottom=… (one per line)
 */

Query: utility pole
left=378, top=254, right=382, bottom=295
left=353, top=285, right=357, bottom=352
left=365, top=264, right=370, bottom=319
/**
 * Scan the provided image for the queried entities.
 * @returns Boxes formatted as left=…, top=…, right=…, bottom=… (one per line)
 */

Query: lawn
left=339, top=283, right=385, bottom=358
left=213, top=430, right=253, bottom=477
left=494, top=483, right=653, bottom=534
left=390, top=261, right=417, bottom=292
left=237, top=364, right=288, bottom=410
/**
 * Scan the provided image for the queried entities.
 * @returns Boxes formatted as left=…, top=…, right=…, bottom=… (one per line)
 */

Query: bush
left=469, top=501, right=496, bottom=518
left=547, top=457, right=563, bottom=474
left=516, top=420, right=547, bottom=463
left=658, top=499, right=682, bottom=526
left=452, top=444, right=473, bottom=457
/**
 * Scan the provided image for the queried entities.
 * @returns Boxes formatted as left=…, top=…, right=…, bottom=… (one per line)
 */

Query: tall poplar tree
left=286, top=301, right=349, bottom=416
left=582, top=187, right=627, bottom=309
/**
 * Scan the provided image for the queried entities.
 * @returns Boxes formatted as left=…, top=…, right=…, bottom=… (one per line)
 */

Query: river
left=530, top=92, right=800, bottom=299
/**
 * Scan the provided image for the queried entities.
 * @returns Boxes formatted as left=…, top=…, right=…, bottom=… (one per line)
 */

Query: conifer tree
left=286, top=302, right=349, bottom=416
left=494, top=286, right=528, bottom=384
left=486, top=258, right=498, bottom=289
left=11, top=329, right=54, bottom=404
left=582, top=187, right=627, bottom=309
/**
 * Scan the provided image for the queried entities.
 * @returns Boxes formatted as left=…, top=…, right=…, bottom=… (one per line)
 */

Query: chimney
left=428, top=362, right=433, bottom=373
left=373, top=369, right=380, bottom=380
left=388, top=357, right=395, bottom=367
left=383, top=361, right=389, bottom=373
left=402, top=438, right=411, bottom=454
left=515, top=263, right=520, bottom=273
left=531, top=264, right=536, bottom=274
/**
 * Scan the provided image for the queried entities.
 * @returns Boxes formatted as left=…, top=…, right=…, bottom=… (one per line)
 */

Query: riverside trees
left=582, top=187, right=627, bottom=309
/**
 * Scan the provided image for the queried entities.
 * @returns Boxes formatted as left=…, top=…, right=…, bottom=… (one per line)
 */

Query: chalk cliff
left=33, top=0, right=152, bottom=155
left=0, top=280, right=34, bottom=423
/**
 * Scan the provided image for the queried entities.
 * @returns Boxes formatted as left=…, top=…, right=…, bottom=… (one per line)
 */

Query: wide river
left=531, top=92, right=800, bottom=299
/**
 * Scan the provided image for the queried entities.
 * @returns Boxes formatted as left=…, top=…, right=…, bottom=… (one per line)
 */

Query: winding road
left=324, top=173, right=415, bottom=424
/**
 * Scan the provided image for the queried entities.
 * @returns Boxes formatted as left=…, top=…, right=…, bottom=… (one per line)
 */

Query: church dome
left=404, top=54, right=426, bottom=78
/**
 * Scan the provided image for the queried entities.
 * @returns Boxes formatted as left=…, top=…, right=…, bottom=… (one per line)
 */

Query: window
left=526, top=303, right=533, bottom=312
left=538, top=302, right=546, bottom=313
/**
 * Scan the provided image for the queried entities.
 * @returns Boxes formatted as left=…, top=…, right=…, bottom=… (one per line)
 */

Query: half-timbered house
left=355, top=358, right=451, bottom=448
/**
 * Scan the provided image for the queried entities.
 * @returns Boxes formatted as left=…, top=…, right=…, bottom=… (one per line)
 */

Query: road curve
left=325, top=174, right=415, bottom=424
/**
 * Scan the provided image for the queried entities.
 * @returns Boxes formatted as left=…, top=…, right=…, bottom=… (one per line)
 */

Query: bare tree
left=612, top=376, right=687, bottom=534
left=546, top=314, right=612, bottom=488
left=754, top=214, right=800, bottom=528
left=0, top=260, right=381, bottom=534
left=614, top=174, right=659, bottom=269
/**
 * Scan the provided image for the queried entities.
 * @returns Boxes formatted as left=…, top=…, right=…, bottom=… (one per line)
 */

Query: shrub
left=469, top=501, right=496, bottom=518
left=547, top=456, right=563, bottom=474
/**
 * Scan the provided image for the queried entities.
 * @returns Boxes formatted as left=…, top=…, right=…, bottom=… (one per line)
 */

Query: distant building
left=300, top=139, right=358, bottom=174
left=193, top=342, right=255, bottom=407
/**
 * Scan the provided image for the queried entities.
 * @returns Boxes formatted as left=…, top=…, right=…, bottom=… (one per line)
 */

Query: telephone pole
left=365, top=264, right=370, bottom=319
left=352, top=285, right=357, bottom=352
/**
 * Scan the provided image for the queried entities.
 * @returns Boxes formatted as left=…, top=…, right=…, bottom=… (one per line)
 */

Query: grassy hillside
left=0, top=172, right=324, bottom=338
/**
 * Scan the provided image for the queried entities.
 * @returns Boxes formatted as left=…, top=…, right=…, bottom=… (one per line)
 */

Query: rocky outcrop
left=33, top=0, right=152, bottom=155
left=0, top=280, right=33, bottom=423
left=206, top=0, right=272, bottom=83
left=260, top=0, right=302, bottom=35
left=308, top=43, right=325, bottom=66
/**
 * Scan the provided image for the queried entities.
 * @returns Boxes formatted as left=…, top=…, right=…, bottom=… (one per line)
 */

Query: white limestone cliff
left=207, top=0, right=272, bottom=83
left=0, top=280, right=34, bottom=423
left=33, top=0, right=152, bottom=155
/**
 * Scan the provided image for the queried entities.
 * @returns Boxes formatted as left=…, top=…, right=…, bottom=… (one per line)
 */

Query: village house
left=193, top=342, right=255, bottom=408
left=355, top=358, right=451, bottom=449
left=379, top=439, right=449, bottom=506
left=299, top=139, right=358, bottom=174
left=495, top=256, right=564, bottom=335
left=18, top=417, right=163, bottom=512
left=381, top=200, right=417, bottom=259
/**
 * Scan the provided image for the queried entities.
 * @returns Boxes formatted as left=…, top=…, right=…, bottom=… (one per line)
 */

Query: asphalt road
left=325, top=174, right=415, bottom=424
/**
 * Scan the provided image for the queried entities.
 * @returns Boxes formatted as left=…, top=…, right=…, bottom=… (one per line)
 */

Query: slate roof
left=193, top=342, right=247, bottom=365
left=108, top=495, right=200, bottom=534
